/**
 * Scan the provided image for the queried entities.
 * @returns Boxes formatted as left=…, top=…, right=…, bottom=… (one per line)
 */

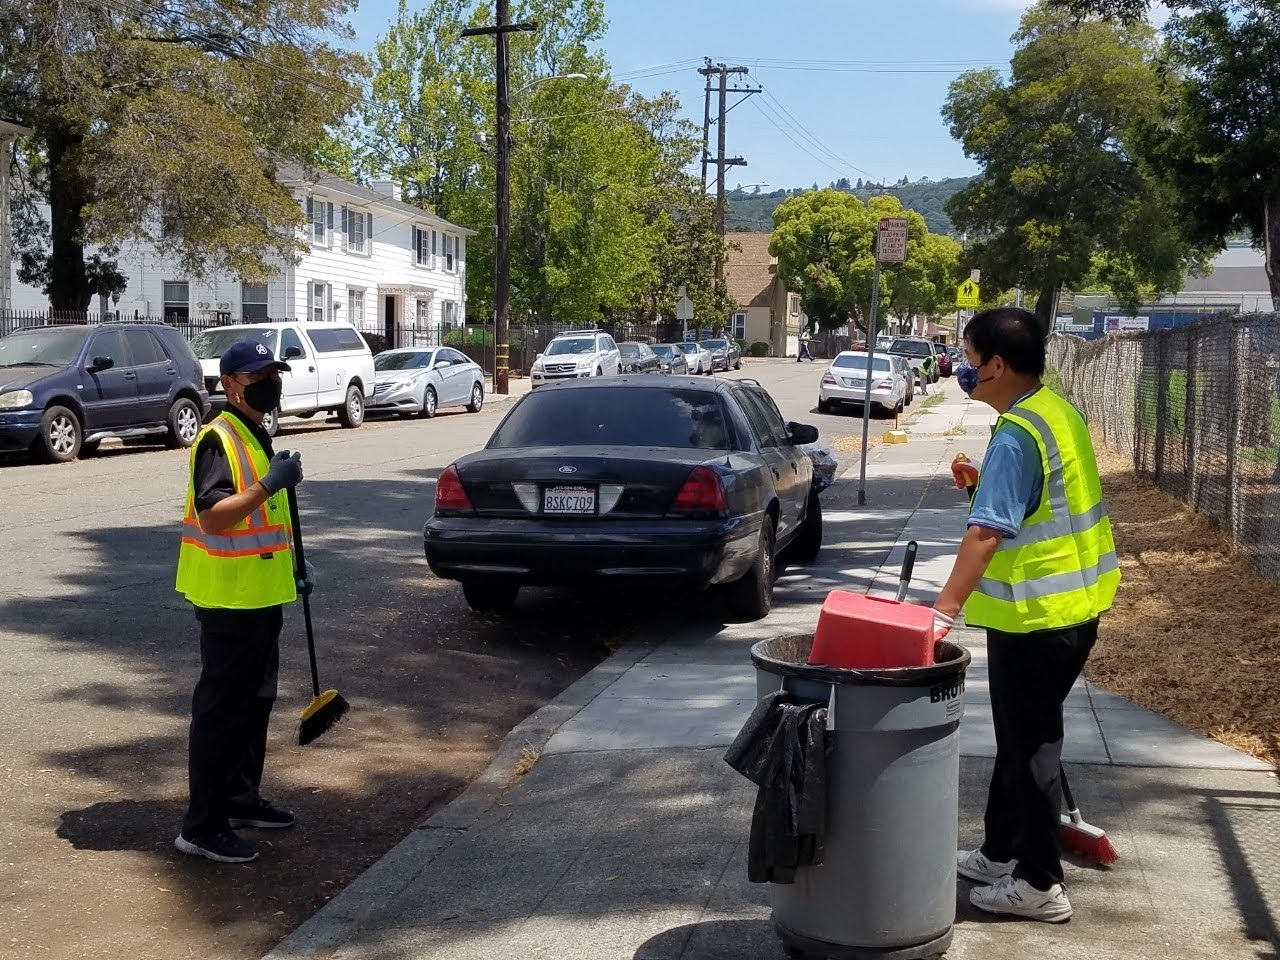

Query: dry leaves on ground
left=1092, top=439, right=1280, bottom=767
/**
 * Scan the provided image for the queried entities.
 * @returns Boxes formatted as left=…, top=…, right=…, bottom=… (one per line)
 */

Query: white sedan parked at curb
left=818, top=351, right=906, bottom=416
left=368, top=347, right=485, bottom=419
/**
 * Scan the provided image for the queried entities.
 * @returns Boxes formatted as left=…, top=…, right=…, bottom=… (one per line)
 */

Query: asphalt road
left=0, top=359, right=853, bottom=959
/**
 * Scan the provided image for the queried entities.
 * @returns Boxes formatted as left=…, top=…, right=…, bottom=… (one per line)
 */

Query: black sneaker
left=227, top=798, right=295, bottom=830
left=175, top=829, right=259, bottom=864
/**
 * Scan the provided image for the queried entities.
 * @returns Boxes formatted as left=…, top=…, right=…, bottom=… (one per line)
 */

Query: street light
left=512, top=73, right=588, bottom=98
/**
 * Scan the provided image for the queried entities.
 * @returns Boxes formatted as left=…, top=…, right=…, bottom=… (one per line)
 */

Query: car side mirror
left=435, top=360, right=452, bottom=369
left=283, top=346, right=303, bottom=360
left=535, top=352, right=543, bottom=360
left=788, top=422, right=819, bottom=445
left=89, top=356, right=114, bottom=372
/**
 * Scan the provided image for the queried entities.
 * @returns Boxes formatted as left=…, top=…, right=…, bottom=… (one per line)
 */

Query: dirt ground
left=1091, top=440, right=1280, bottom=767
left=7, top=577, right=626, bottom=960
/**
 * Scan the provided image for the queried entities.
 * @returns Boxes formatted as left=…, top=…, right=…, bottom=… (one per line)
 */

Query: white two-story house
left=9, top=161, right=475, bottom=348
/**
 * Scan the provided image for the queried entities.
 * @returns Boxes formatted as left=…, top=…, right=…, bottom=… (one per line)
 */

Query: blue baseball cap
left=219, top=339, right=291, bottom=376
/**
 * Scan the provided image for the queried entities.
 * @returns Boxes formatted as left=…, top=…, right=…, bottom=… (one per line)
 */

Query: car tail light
left=671, top=466, right=728, bottom=515
left=822, top=372, right=837, bottom=385
left=877, top=378, right=894, bottom=389
left=434, top=465, right=474, bottom=515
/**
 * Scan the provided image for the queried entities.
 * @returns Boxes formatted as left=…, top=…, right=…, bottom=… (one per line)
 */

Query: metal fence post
left=1225, top=323, right=1242, bottom=544
left=1185, top=330, right=1199, bottom=507
left=1154, top=333, right=1168, bottom=486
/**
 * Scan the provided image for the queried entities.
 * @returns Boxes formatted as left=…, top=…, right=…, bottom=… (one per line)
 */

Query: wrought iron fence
left=1048, top=313, right=1280, bottom=582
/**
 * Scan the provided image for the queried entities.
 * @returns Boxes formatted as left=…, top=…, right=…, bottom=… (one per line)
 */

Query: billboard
left=1104, top=315, right=1150, bottom=332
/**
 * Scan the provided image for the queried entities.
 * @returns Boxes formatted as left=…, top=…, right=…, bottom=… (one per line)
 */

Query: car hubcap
left=427, top=392, right=435, bottom=414
left=178, top=406, right=198, bottom=441
left=472, top=387, right=482, bottom=407
left=350, top=394, right=362, bottom=420
left=51, top=417, right=75, bottom=455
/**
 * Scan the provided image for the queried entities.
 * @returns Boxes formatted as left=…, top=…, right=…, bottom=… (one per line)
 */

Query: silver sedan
left=369, top=347, right=486, bottom=419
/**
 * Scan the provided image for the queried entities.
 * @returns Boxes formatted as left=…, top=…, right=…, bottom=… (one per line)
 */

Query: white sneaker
left=970, top=875, right=1073, bottom=923
left=957, top=848, right=1017, bottom=883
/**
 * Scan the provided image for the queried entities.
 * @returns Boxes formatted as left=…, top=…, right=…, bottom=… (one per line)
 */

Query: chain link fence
left=1049, top=314, right=1280, bottom=582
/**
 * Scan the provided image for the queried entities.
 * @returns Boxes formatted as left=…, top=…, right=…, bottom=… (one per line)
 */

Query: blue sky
left=348, top=0, right=1034, bottom=189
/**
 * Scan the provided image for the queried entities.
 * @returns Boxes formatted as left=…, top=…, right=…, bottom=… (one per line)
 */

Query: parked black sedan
left=424, top=376, right=822, bottom=620
left=703, top=337, right=743, bottom=372
left=618, top=341, right=662, bottom=374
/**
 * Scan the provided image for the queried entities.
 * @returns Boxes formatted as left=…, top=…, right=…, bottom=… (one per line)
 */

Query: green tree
left=0, top=0, right=364, bottom=310
left=1050, top=0, right=1280, bottom=307
left=886, top=230, right=964, bottom=333
left=940, top=3, right=1204, bottom=329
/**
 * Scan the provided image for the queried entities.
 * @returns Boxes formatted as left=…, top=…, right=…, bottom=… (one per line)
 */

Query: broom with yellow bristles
left=286, top=487, right=350, bottom=745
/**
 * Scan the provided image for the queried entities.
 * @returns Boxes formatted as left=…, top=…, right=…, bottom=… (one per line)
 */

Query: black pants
left=183, top=605, right=282, bottom=838
left=980, top=618, right=1099, bottom=891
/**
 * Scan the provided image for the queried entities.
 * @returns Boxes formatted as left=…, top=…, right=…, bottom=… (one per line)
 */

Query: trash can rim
left=751, top=634, right=970, bottom=686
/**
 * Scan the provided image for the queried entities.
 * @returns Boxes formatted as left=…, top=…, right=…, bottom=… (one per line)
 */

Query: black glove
left=261, top=450, right=303, bottom=495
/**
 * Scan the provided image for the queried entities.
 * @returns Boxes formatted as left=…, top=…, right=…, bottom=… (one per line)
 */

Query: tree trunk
left=1263, top=189, right=1280, bottom=312
left=1033, top=283, right=1057, bottom=336
left=46, top=126, right=92, bottom=313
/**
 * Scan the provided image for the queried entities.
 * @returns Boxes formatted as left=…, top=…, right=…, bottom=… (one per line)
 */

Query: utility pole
left=697, top=61, right=760, bottom=333
left=462, top=1, right=537, bottom=396
left=700, top=59, right=713, bottom=192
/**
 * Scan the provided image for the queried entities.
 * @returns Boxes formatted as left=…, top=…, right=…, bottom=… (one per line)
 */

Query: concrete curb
left=261, top=637, right=660, bottom=960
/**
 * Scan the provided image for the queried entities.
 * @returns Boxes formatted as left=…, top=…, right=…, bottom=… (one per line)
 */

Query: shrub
left=443, top=327, right=494, bottom=348
left=749, top=341, right=771, bottom=358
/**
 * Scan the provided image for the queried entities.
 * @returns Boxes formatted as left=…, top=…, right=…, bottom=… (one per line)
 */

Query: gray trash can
left=750, top=633, right=971, bottom=960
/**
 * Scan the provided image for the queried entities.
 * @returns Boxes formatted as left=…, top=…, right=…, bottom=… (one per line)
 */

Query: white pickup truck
left=192, top=321, right=376, bottom=436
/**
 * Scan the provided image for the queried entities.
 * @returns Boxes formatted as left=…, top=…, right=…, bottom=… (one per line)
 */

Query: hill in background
left=723, top=176, right=974, bottom=236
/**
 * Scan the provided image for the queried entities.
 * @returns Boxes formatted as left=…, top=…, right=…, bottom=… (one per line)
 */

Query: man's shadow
left=57, top=799, right=179, bottom=854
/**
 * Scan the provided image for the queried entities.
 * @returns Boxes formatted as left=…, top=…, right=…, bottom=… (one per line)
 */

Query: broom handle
left=286, top=486, right=322, bottom=699
left=1060, top=764, right=1080, bottom=819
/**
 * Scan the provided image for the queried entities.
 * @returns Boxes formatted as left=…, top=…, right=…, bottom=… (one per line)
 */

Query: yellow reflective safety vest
left=964, top=387, right=1120, bottom=633
left=175, top=413, right=296, bottom=610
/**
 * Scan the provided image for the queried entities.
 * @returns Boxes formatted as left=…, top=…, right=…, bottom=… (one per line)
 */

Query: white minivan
left=192, top=321, right=376, bottom=435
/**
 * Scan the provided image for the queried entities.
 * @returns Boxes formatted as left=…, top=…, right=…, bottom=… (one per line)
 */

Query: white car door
left=439, top=348, right=472, bottom=404
left=278, top=326, right=321, bottom=413
left=599, top=335, right=620, bottom=375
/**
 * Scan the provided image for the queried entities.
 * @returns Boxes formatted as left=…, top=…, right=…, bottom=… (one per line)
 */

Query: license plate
left=543, top=486, right=596, bottom=515
left=842, top=377, right=866, bottom=388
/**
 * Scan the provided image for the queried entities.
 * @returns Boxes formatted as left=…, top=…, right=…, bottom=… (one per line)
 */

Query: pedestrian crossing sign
left=956, top=280, right=981, bottom=308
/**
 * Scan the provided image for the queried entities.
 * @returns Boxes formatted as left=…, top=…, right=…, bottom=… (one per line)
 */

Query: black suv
left=0, top=323, right=210, bottom=462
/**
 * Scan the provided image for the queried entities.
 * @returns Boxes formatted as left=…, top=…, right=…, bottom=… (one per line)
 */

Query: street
left=0, top=360, right=842, bottom=960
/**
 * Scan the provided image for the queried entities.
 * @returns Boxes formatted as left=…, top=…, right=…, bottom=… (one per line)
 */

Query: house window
left=416, top=298, right=432, bottom=326
left=731, top=312, right=747, bottom=341
left=412, top=227, right=431, bottom=267
left=307, top=196, right=331, bottom=245
left=348, top=288, right=365, bottom=324
left=241, top=283, right=269, bottom=321
left=311, top=282, right=330, bottom=323
left=163, top=281, right=190, bottom=320
left=343, top=207, right=371, bottom=255
left=442, top=300, right=459, bottom=330
left=789, top=293, right=801, bottom=315
left=444, top=234, right=456, bottom=272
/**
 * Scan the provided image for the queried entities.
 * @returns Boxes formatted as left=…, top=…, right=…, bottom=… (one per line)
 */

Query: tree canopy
left=941, top=3, right=1207, bottom=328
left=1, top=0, right=364, bottom=310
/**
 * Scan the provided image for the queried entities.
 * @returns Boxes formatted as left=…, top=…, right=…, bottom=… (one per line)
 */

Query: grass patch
left=510, top=742, right=542, bottom=781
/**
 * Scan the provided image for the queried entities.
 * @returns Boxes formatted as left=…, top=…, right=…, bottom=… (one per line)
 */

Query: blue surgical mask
left=956, top=364, right=979, bottom=395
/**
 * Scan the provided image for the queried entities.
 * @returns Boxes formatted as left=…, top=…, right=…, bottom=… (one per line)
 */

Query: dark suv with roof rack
left=0, top=323, right=209, bottom=463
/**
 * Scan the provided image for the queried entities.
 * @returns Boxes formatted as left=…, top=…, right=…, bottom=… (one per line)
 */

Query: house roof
left=274, top=160, right=476, bottom=237
left=724, top=232, right=776, bottom=309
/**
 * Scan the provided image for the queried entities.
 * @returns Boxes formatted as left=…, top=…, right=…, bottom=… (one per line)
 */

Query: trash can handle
left=777, top=676, right=837, bottom=731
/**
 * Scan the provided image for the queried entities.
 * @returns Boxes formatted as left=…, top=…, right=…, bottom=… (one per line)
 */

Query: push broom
left=286, top=487, right=350, bottom=746
left=954, top=454, right=1118, bottom=866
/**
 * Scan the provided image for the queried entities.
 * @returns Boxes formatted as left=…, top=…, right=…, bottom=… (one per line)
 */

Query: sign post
left=675, top=284, right=695, bottom=339
left=858, top=218, right=909, bottom=506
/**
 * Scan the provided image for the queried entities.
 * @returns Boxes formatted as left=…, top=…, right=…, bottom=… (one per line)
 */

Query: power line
left=751, top=90, right=883, bottom=183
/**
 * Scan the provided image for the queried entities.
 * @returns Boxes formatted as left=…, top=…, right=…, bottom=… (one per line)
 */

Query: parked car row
left=425, top=374, right=822, bottom=621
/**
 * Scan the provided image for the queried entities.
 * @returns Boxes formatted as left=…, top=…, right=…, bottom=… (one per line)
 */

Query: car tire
left=36, top=405, right=81, bottom=463
left=462, top=580, right=519, bottom=615
left=595, top=367, right=603, bottom=377
left=337, top=385, right=365, bottom=428
left=420, top=386, right=438, bottom=419
left=165, top=397, right=202, bottom=449
left=817, top=398, right=832, bottom=414
left=467, top=383, right=484, bottom=413
left=261, top=409, right=280, bottom=437
left=725, top=518, right=776, bottom=621
left=786, top=490, right=823, bottom=564
left=735, top=360, right=742, bottom=370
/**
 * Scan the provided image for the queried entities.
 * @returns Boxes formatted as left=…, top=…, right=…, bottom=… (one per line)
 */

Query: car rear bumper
left=820, top=383, right=896, bottom=410
left=423, top=515, right=761, bottom=588
left=0, top=411, right=43, bottom=450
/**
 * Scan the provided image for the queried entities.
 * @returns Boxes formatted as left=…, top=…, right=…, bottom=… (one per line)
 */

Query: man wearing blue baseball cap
left=174, top=338, right=306, bottom=863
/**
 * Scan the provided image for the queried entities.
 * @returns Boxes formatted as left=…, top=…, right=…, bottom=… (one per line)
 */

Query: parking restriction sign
left=876, top=218, right=909, bottom=263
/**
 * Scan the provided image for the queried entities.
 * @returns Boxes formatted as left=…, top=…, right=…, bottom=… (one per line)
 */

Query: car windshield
left=0, top=327, right=90, bottom=367
left=675, top=342, right=699, bottom=354
left=190, top=326, right=276, bottom=359
left=376, top=351, right=432, bottom=371
left=889, top=339, right=934, bottom=358
left=619, top=344, right=641, bottom=358
left=651, top=345, right=675, bottom=357
left=832, top=354, right=891, bottom=374
left=545, top=337, right=596, bottom=356
left=704, top=339, right=728, bottom=350
left=489, top=387, right=730, bottom=450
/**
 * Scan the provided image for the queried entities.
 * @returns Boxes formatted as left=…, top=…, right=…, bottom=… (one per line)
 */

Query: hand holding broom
left=286, top=486, right=350, bottom=746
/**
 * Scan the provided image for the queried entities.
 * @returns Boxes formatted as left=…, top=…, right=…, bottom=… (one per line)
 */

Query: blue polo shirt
left=968, top=390, right=1046, bottom=538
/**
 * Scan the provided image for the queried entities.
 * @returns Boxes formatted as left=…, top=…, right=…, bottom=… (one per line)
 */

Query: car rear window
left=489, top=387, right=730, bottom=450
left=307, top=327, right=367, bottom=354
left=889, top=339, right=934, bottom=358
left=833, top=354, right=891, bottom=373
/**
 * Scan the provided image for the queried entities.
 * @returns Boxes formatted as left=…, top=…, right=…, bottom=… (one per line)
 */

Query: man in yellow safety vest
left=932, top=307, right=1120, bottom=923
left=174, top=339, right=305, bottom=863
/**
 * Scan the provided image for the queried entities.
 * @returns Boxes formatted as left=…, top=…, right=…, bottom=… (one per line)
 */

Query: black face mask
left=242, top=378, right=283, bottom=414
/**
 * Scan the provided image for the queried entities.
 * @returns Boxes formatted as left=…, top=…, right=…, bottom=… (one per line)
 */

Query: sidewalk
left=264, top=381, right=1280, bottom=960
